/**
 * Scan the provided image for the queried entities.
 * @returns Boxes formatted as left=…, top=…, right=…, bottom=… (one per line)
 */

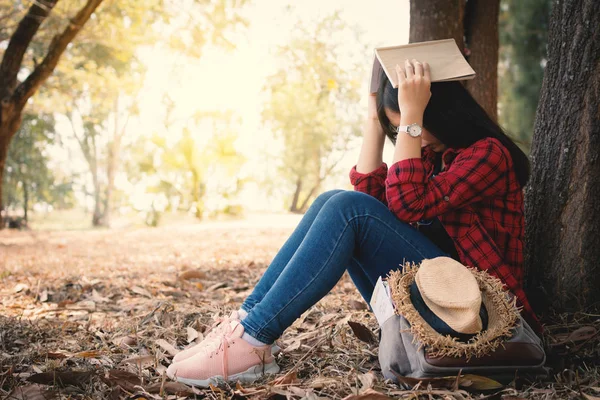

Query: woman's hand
left=395, top=59, right=431, bottom=117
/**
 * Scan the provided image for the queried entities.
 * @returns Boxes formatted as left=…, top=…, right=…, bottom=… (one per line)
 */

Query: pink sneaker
left=167, top=320, right=280, bottom=387
left=172, top=311, right=241, bottom=363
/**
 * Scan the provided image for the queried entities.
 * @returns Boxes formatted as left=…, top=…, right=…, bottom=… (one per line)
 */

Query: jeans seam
left=250, top=212, right=428, bottom=341
left=240, top=303, right=252, bottom=313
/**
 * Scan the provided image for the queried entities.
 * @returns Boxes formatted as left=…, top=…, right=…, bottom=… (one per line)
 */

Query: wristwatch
left=397, top=123, right=423, bottom=138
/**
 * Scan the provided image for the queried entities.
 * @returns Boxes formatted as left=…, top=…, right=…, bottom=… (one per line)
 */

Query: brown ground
left=0, top=220, right=598, bottom=399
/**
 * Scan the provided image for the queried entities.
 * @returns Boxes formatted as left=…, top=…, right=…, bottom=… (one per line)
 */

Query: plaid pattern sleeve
left=385, top=138, right=510, bottom=222
left=349, top=163, right=388, bottom=205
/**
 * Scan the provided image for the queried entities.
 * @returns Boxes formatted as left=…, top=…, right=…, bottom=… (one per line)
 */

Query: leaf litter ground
left=0, top=219, right=598, bottom=399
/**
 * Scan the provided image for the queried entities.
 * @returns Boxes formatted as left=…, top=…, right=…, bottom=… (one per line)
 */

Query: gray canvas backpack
left=378, top=313, right=546, bottom=383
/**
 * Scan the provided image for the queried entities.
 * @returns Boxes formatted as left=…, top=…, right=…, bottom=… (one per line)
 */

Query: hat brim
left=388, top=262, right=520, bottom=360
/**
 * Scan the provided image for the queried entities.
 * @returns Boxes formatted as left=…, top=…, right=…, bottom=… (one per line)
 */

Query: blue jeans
left=240, top=190, right=448, bottom=344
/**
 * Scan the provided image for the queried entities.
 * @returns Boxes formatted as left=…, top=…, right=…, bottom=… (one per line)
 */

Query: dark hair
left=376, top=72, right=530, bottom=187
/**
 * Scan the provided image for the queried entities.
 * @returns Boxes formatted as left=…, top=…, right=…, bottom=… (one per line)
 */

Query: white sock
left=237, top=308, right=248, bottom=320
left=242, top=332, right=268, bottom=347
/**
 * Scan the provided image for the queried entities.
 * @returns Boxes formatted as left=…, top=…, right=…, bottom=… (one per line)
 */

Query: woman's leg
left=240, top=190, right=447, bottom=344
left=240, top=189, right=345, bottom=312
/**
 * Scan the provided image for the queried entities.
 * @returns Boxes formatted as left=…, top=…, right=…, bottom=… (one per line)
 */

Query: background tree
left=126, top=110, right=246, bottom=223
left=409, top=0, right=500, bottom=119
left=498, top=0, right=552, bottom=152
left=525, top=0, right=600, bottom=313
left=0, top=0, right=103, bottom=227
left=2, top=113, right=73, bottom=223
left=262, top=13, right=365, bottom=212
left=0, top=0, right=247, bottom=228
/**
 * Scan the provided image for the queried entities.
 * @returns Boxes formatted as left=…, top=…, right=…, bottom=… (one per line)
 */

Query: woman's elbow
left=388, top=200, right=424, bottom=222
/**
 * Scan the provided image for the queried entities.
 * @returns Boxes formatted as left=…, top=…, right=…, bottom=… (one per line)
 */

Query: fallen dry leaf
left=459, top=374, right=503, bottom=390
left=390, top=370, right=503, bottom=391
left=145, top=381, right=200, bottom=395
left=178, top=270, right=206, bottom=281
left=357, top=371, right=377, bottom=392
left=27, top=370, right=94, bottom=388
left=122, top=355, right=154, bottom=367
left=309, top=377, right=341, bottom=389
left=113, top=335, right=137, bottom=348
left=13, top=283, right=29, bottom=293
left=206, top=282, right=227, bottom=291
left=269, top=369, right=300, bottom=386
left=38, top=290, right=49, bottom=302
left=155, top=339, right=179, bottom=356
left=347, top=321, right=377, bottom=344
left=186, top=326, right=199, bottom=343
left=349, top=300, right=368, bottom=310
left=100, top=369, right=143, bottom=393
left=552, top=326, right=597, bottom=346
left=91, top=289, right=110, bottom=303
left=131, top=286, right=152, bottom=298
left=342, top=388, right=394, bottom=400
left=8, top=384, right=57, bottom=400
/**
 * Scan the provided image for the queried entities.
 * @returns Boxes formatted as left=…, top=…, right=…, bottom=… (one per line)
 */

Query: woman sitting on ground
left=166, top=58, right=541, bottom=387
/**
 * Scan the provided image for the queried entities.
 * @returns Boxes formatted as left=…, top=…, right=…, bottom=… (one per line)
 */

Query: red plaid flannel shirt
left=349, top=137, right=541, bottom=332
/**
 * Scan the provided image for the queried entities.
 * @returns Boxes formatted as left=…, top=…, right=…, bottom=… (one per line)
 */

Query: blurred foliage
left=125, top=110, right=246, bottom=223
left=1, top=0, right=248, bottom=226
left=262, top=12, right=366, bottom=212
left=2, top=114, right=74, bottom=219
left=499, top=0, right=552, bottom=153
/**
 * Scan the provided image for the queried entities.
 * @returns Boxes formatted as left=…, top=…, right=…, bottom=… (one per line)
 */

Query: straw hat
left=387, top=256, right=520, bottom=359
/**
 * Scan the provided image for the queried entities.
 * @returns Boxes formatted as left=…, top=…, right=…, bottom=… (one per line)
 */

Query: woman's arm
left=356, top=94, right=386, bottom=173
left=349, top=93, right=388, bottom=205
left=392, top=59, right=430, bottom=164
left=386, top=137, right=511, bottom=222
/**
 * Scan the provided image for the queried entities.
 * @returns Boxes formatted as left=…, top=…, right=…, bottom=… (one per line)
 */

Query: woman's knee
left=312, top=189, right=345, bottom=209
left=325, top=190, right=381, bottom=211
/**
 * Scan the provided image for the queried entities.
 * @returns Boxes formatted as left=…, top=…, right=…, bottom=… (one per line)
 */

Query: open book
left=370, top=38, right=476, bottom=93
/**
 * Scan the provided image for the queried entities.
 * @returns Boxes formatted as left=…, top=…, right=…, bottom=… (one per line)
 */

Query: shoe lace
left=211, top=324, right=268, bottom=382
left=212, top=323, right=234, bottom=380
left=207, top=315, right=230, bottom=335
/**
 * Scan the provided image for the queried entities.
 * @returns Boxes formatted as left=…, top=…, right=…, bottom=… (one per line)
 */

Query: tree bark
left=0, top=107, right=20, bottom=225
left=409, top=0, right=464, bottom=50
left=0, top=0, right=104, bottom=228
left=463, top=0, right=500, bottom=120
left=409, top=0, right=499, bottom=119
left=525, top=0, right=600, bottom=312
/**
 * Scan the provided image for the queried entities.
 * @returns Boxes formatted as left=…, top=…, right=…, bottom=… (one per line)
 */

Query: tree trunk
left=91, top=165, right=104, bottom=227
left=463, top=0, right=500, bottom=120
left=409, top=0, right=464, bottom=50
left=298, top=182, right=320, bottom=213
left=0, top=0, right=104, bottom=229
left=191, top=169, right=203, bottom=219
left=0, top=107, right=21, bottom=228
left=410, top=0, right=499, bottom=119
left=289, top=177, right=303, bottom=213
left=103, top=99, right=125, bottom=228
left=23, top=180, right=28, bottom=222
left=524, top=0, right=600, bottom=313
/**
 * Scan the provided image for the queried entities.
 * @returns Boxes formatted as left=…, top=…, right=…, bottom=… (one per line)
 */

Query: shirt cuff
left=387, top=158, right=427, bottom=185
left=349, top=162, right=388, bottom=185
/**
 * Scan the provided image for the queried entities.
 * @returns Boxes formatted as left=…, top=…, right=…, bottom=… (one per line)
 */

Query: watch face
left=408, top=123, right=422, bottom=137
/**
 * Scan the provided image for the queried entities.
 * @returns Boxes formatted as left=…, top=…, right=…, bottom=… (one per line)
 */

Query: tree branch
left=13, top=0, right=104, bottom=109
left=0, top=0, right=58, bottom=97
